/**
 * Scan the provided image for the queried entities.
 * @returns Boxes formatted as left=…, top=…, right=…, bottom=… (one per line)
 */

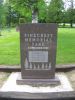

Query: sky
left=45, top=0, right=75, bottom=9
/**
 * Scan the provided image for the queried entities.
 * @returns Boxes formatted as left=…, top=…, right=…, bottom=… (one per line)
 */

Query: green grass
left=0, top=28, right=20, bottom=65
left=0, top=28, right=75, bottom=65
left=57, top=28, right=75, bottom=64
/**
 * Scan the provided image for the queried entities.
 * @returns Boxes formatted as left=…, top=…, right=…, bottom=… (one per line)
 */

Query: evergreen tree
left=0, top=0, right=3, bottom=35
left=66, top=0, right=75, bottom=27
left=47, top=0, right=64, bottom=23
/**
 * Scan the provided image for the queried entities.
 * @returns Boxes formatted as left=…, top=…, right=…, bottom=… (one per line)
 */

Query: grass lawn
left=0, top=28, right=75, bottom=65
left=0, top=28, right=20, bottom=65
left=57, top=28, right=75, bottom=64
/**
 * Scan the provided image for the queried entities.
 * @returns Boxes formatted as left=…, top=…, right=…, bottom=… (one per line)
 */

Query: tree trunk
left=70, top=21, right=73, bottom=28
left=63, top=23, right=65, bottom=27
left=0, top=32, right=1, bottom=36
left=0, top=25, right=1, bottom=36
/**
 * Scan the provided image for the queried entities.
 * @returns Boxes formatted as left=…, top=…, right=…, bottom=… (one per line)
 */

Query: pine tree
left=47, top=0, right=64, bottom=23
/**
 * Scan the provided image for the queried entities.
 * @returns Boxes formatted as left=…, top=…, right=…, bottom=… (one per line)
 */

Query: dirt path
left=66, top=70, right=75, bottom=89
left=0, top=72, right=10, bottom=88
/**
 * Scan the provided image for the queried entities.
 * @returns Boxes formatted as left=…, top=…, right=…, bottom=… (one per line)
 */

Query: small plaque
left=29, top=51, right=48, bottom=62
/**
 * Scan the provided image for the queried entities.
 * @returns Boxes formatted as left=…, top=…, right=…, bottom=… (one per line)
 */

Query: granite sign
left=17, top=23, right=58, bottom=84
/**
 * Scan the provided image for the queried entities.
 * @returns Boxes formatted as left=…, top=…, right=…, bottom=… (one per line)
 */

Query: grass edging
left=0, top=64, right=75, bottom=72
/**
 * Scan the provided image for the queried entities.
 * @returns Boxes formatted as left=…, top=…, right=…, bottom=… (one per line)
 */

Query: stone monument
left=17, top=23, right=59, bottom=84
left=17, top=0, right=59, bottom=85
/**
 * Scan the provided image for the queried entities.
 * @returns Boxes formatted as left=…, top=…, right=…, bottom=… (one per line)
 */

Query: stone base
left=0, top=72, right=73, bottom=93
left=17, top=72, right=60, bottom=85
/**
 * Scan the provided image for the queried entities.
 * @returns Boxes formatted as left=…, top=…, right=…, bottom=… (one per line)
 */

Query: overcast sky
left=45, top=0, right=75, bottom=9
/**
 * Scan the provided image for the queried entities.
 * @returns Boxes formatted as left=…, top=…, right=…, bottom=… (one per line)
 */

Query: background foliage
left=0, top=0, right=75, bottom=27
